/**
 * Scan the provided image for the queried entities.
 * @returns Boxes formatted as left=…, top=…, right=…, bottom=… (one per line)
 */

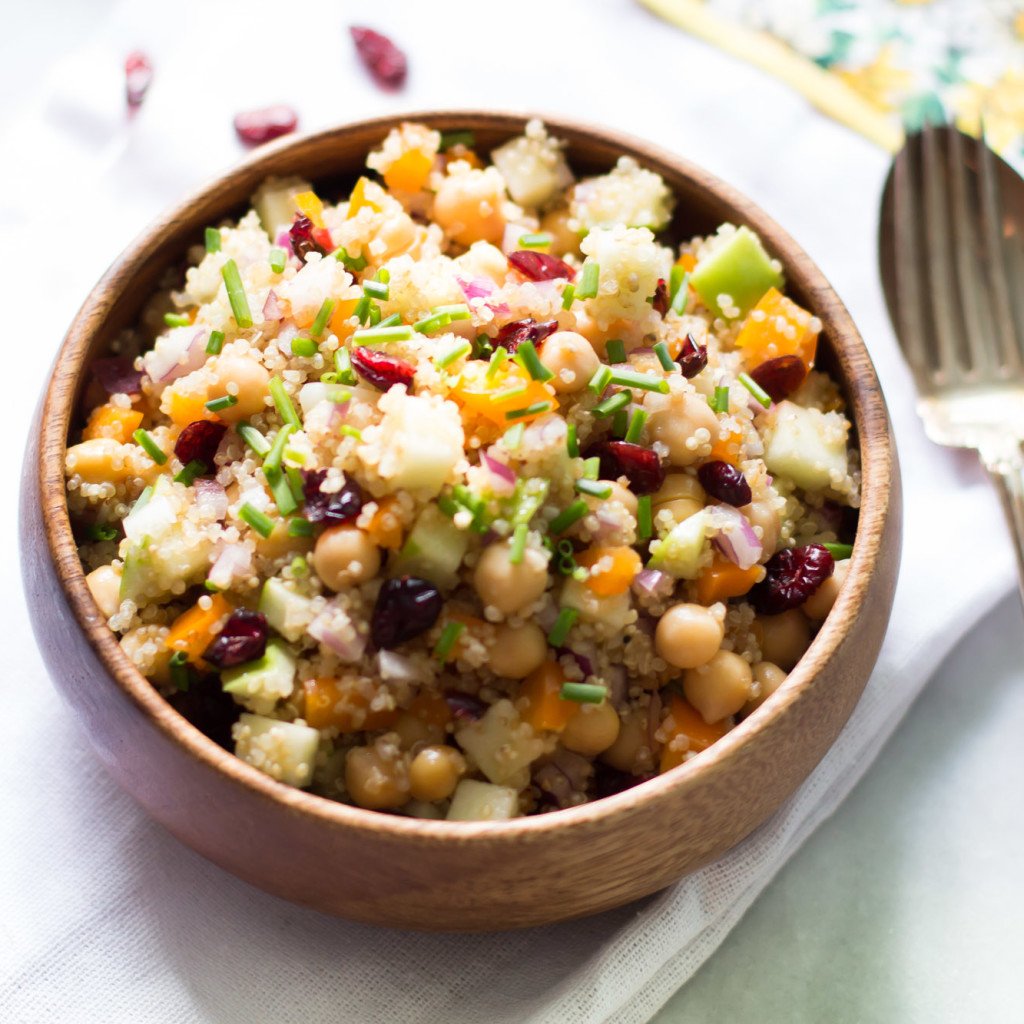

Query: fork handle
left=983, top=451, right=1024, bottom=607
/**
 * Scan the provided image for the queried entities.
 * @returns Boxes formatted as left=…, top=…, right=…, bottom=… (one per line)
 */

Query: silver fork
left=879, top=124, right=1024, bottom=603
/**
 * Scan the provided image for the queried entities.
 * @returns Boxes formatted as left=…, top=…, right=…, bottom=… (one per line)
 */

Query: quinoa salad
left=66, top=120, right=858, bottom=821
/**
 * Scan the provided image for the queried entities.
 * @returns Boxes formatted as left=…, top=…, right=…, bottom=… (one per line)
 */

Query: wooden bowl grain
left=20, top=111, right=901, bottom=931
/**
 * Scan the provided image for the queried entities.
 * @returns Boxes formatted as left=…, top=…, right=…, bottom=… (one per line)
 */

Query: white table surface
left=5, top=4, right=1024, bottom=1022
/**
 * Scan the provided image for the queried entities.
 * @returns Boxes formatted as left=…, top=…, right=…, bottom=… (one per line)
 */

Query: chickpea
left=345, top=743, right=409, bottom=810
left=653, top=474, right=706, bottom=507
left=433, top=167, right=506, bottom=246
left=561, top=701, right=621, bottom=757
left=755, top=609, right=811, bottom=670
left=313, top=525, right=380, bottom=591
left=408, top=745, right=466, bottom=802
left=742, top=661, right=788, bottom=716
left=65, top=438, right=132, bottom=484
left=393, top=711, right=446, bottom=750
left=746, top=499, right=780, bottom=556
left=655, top=603, right=725, bottom=670
left=803, top=559, right=850, bottom=621
left=540, top=208, right=581, bottom=258
left=254, top=520, right=312, bottom=560
left=208, top=355, right=270, bottom=424
left=606, top=480, right=639, bottom=517
left=647, top=392, right=720, bottom=466
left=487, top=622, right=548, bottom=679
left=601, top=708, right=655, bottom=773
left=683, top=650, right=753, bottom=724
left=86, top=565, right=122, bottom=619
left=375, top=212, right=418, bottom=260
left=540, top=331, right=601, bottom=393
left=473, top=539, right=549, bottom=615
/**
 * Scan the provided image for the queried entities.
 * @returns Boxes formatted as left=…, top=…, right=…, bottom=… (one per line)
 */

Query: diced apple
left=763, top=401, right=849, bottom=492
left=233, top=712, right=319, bottom=787
left=372, top=391, right=464, bottom=496
left=455, top=699, right=546, bottom=789
left=446, top=779, right=520, bottom=821
left=252, top=175, right=312, bottom=238
left=222, top=639, right=297, bottom=715
left=647, top=508, right=710, bottom=579
left=389, top=504, right=469, bottom=590
left=690, top=225, right=784, bottom=319
left=258, top=577, right=317, bottom=642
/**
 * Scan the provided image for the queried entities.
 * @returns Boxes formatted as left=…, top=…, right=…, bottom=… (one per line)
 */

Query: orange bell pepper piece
left=303, top=677, right=400, bottom=732
left=165, top=593, right=233, bottom=663
left=659, top=694, right=729, bottom=772
left=406, top=690, right=452, bottom=729
left=578, top=546, right=642, bottom=597
left=384, top=148, right=433, bottom=193
left=167, top=388, right=216, bottom=427
left=347, top=177, right=381, bottom=219
left=709, top=428, right=743, bottom=465
left=83, top=404, right=144, bottom=444
left=364, top=496, right=405, bottom=550
left=329, top=298, right=360, bottom=340
left=695, top=556, right=762, bottom=604
left=735, top=287, right=818, bottom=372
left=675, top=252, right=697, bottom=272
left=292, top=190, right=325, bottom=228
left=451, top=362, right=558, bottom=428
left=519, top=662, right=579, bottom=733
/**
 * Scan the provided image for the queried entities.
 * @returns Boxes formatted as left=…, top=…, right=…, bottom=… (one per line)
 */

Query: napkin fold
left=0, top=2, right=1014, bottom=1022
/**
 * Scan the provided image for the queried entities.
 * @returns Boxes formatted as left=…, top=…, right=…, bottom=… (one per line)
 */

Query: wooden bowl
left=20, top=111, right=901, bottom=931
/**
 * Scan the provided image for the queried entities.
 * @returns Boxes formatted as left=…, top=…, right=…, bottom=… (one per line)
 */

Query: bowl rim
left=38, top=108, right=894, bottom=844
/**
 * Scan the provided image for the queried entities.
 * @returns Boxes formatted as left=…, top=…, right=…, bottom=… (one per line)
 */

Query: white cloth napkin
left=1, top=2, right=1014, bottom=1022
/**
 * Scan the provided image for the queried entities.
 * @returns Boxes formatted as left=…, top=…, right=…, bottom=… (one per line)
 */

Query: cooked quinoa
left=66, top=120, right=859, bottom=821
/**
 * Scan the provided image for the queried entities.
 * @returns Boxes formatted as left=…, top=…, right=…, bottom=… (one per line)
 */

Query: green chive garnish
left=608, top=368, right=669, bottom=394
left=335, top=347, right=357, bottom=385
left=206, top=330, right=225, bottom=355
left=518, top=232, right=552, bottom=249
left=474, top=333, right=494, bottom=359
left=577, top=261, right=600, bottom=299
left=624, top=408, right=648, bottom=444
left=440, top=129, right=475, bottom=150
left=605, top=339, right=626, bottom=364
left=824, top=542, right=853, bottom=560
left=377, top=312, right=401, bottom=328
left=205, top=226, right=221, bottom=253
left=508, top=522, right=530, bottom=564
left=561, top=283, right=576, bottom=310
left=285, top=465, right=305, bottom=504
left=670, top=269, right=690, bottom=316
left=582, top=456, right=600, bottom=480
left=363, top=280, right=389, bottom=301
left=637, top=495, right=653, bottom=541
left=653, top=341, right=674, bottom=371
left=174, top=459, right=206, bottom=486
left=413, top=312, right=448, bottom=335
left=290, top=336, right=318, bottom=357
left=239, top=502, right=275, bottom=538
left=353, top=296, right=372, bottom=324
left=204, top=579, right=221, bottom=593
left=433, top=621, right=466, bottom=662
left=288, top=517, right=313, bottom=537
left=547, top=607, right=579, bottom=647
left=560, top=682, right=607, bottom=704
left=576, top=479, right=612, bottom=498
left=436, top=340, right=471, bottom=369
left=269, top=376, right=301, bottom=429
left=163, top=312, right=190, bottom=328
left=87, top=523, right=119, bottom=542
left=549, top=499, right=590, bottom=534
left=505, top=400, right=551, bottom=421
left=710, top=385, right=730, bottom=414
left=566, top=423, right=579, bottom=457
left=265, top=465, right=298, bottom=515
left=352, top=325, right=414, bottom=344
left=587, top=365, right=613, bottom=395
left=133, top=486, right=154, bottom=512
left=221, top=259, right=252, bottom=329
left=612, top=407, right=629, bottom=438
left=132, top=429, right=167, bottom=465
left=290, top=555, right=309, bottom=577
left=169, top=651, right=191, bottom=692
left=263, top=423, right=296, bottom=474
left=269, top=246, right=287, bottom=273
left=592, top=391, right=632, bottom=417
left=205, top=394, right=238, bottom=413
left=485, top=347, right=508, bottom=380
left=340, top=424, right=363, bottom=440
left=368, top=303, right=382, bottom=327
left=503, top=422, right=525, bottom=450
left=238, top=423, right=271, bottom=457
left=515, top=339, right=554, bottom=382
left=738, top=371, right=772, bottom=409
left=310, top=299, right=336, bottom=339
left=335, top=246, right=368, bottom=271
left=492, top=382, right=528, bottom=402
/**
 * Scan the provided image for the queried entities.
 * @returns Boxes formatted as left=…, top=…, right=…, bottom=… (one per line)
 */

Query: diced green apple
left=690, top=225, right=783, bottom=319
left=763, top=401, right=849, bottom=492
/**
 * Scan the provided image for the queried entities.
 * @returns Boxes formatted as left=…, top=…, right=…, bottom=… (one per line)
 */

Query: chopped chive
left=611, top=407, right=629, bottom=438
left=710, top=385, right=730, bottom=415
left=239, top=502, right=275, bottom=538
left=265, top=465, right=298, bottom=515
left=310, top=298, right=336, bottom=339
left=174, top=459, right=206, bottom=486
left=485, top=347, right=508, bottom=380
left=352, top=325, right=414, bottom=344
left=624, top=408, right=648, bottom=444
left=637, top=495, right=653, bottom=541
left=609, top=368, right=670, bottom=393
left=474, top=333, right=494, bottom=359
left=206, top=329, right=225, bottom=355
left=377, top=312, right=401, bottom=328
left=368, top=302, right=382, bottom=327
left=440, top=129, right=475, bottom=150
left=133, top=485, right=154, bottom=512
left=577, top=261, right=600, bottom=299
left=163, top=312, right=191, bottom=328
left=587, top=364, right=613, bottom=394
left=335, top=347, right=357, bottom=385
left=561, top=283, right=576, bottom=310
left=353, top=295, right=372, bottom=324
left=376, top=268, right=390, bottom=284
left=413, top=312, right=447, bottom=335
left=503, top=422, right=525, bottom=450
left=433, top=303, right=471, bottom=319
left=492, top=382, right=528, bottom=402
left=340, top=424, right=363, bottom=441
left=738, top=371, right=772, bottom=409
left=290, top=336, right=317, bottom=358
left=670, top=270, right=690, bottom=315
left=433, top=621, right=466, bottom=662
left=204, top=226, right=221, bottom=253
left=282, top=446, right=307, bottom=465
left=87, top=523, right=119, bottom=542
left=436, top=340, right=472, bottom=369
left=290, top=555, right=309, bottom=578
left=549, top=499, right=590, bottom=534
left=519, top=232, right=552, bottom=249
left=605, top=339, right=626, bottom=364
left=334, top=246, right=368, bottom=271
left=263, top=423, right=296, bottom=474
left=285, top=465, right=306, bottom=504
left=824, top=541, right=853, bottom=560
left=204, top=579, right=221, bottom=593
left=205, top=394, right=238, bottom=413
left=505, top=400, right=551, bottom=421
left=576, top=479, right=612, bottom=498
left=437, top=493, right=460, bottom=518
left=508, top=522, right=530, bottom=564
left=320, top=372, right=339, bottom=383
left=269, top=246, right=287, bottom=273
left=653, top=341, right=674, bottom=371
left=592, top=390, right=632, bottom=417
left=238, top=423, right=271, bottom=457
left=221, top=259, right=252, bottom=329
left=169, top=651, right=191, bottom=692
left=288, top=517, right=313, bottom=538
left=582, top=457, right=600, bottom=480
left=363, top=279, right=389, bottom=301
left=269, top=376, right=301, bottom=429
left=132, top=429, right=167, bottom=465
left=560, top=682, right=607, bottom=704
left=547, top=607, right=579, bottom=647
left=566, top=423, right=579, bottom=458
left=515, top=339, right=554, bottom=382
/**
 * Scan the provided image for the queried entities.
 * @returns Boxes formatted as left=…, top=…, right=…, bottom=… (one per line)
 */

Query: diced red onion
left=709, top=504, right=762, bottom=570
left=632, top=568, right=674, bottom=601
left=274, top=229, right=293, bottom=253
left=308, top=604, right=366, bottom=663
left=501, top=223, right=532, bottom=255
left=93, top=357, right=144, bottom=396
left=208, top=543, right=252, bottom=590
left=558, top=647, right=594, bottom=680
left=377, top=649, right=423, bottom=683
left=275, top=323, right=298, bottom=356
left=194, top=479, right=229, bottom=521
left=143, top=327, right=208, bottom=384
left=456, top=274, right=495, bottom=301
left=482, top=450, right=516, bottom=496
left=262, top=289, right=283, bottom=322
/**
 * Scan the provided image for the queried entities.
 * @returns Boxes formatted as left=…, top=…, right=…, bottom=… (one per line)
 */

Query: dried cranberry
left=749, top=544, right=834, bottom=615
left=749, top=355, right=806, bottom=402
left=443, top=689, right=487, bottom=723
left=350, top=346, right=416, bottom=392
left=350, top=26, right=408, bottom=89
left=302, top=469, right=365, bottom=525
left=124, top=51, right=153, bottom=109
left=203, top=609, right=268, bottom=669
left=289, top=215, right=326, bottom=263
left=233, top=105, right=299, bottom=146
left=675, top=333, right=708, bottom=379
left=651, top=278, right=669, bottom=316
left=507, top=250, right=576, bottom=282
left=586, top=440, right=665, bottom=495
left=93, top=356, right=143, bottom=396
left=495, top=317, right=559, bottom=355
left=371, top=576, right=443, bottom=648
left=697, top=461, right=752, bottom=506
left=167, top=676, right=238, bottom=750
left=174, top=420, right=227, bottom=472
